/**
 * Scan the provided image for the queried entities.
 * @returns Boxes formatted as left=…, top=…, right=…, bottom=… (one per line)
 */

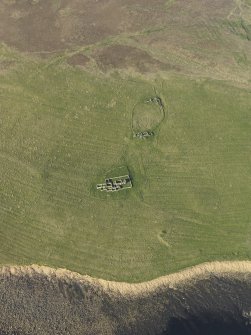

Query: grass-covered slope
left=0, top=46, right=250, bottom=282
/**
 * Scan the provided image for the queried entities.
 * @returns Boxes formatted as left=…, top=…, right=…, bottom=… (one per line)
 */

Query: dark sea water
left=166, top=314, right=251, bottom=335
left=162, top=276, right=251, bottom=335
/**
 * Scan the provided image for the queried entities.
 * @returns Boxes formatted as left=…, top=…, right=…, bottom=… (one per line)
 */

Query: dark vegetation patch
left=0, top=0, right=234, bottom=53
left=94, top=44, right=170, bottom=73
left=0, top=0, right=250, bottom=83
left=0, top=0, right=64, bottom=52
left=67, top=53, right=90, bottom=67
left=0, top=0, right=131, bottom=52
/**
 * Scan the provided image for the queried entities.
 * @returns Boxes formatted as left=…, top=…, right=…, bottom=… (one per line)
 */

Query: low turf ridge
left=0, top=46, right=250, bottom=282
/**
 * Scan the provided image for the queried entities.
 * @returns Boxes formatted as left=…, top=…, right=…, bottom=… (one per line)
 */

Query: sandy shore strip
left=1, top=261, right=251, bottom=296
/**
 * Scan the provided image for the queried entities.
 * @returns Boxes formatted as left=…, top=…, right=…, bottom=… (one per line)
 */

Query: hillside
left=0, top=0, right=250, bottom=282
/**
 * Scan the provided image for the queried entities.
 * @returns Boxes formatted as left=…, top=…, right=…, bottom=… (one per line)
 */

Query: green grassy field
left=0, top=46, right=250, bottom=282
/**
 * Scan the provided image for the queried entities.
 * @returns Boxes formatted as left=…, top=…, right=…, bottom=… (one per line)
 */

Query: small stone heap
left=146, top=96, right=164, bottom=110
left=134, top=130, right=154, bottom=139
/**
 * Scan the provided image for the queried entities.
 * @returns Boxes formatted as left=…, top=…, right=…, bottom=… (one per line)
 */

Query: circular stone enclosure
left=132, top=101, right=164, bottom=133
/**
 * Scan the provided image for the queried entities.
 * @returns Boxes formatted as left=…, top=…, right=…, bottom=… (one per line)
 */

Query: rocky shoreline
left=0, top=261, right=250, bottom=334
